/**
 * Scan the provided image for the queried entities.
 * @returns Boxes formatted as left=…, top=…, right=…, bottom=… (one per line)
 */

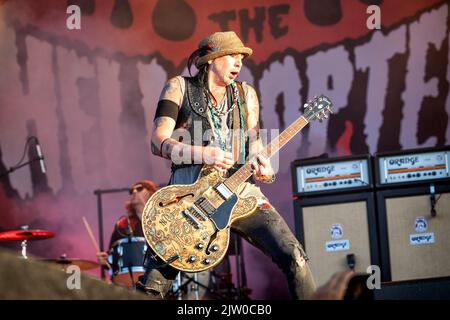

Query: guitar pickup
left=215, top=183, right=233, bottom=200
left=182, top=210, right=201, bottom=229
left=191, top=204, right=209, bottom=220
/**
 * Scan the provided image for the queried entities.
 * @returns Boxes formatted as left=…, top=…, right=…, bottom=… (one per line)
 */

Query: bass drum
left=108, top=237, right=147, bottom=287
left=171, top=270, right=211, bottom=300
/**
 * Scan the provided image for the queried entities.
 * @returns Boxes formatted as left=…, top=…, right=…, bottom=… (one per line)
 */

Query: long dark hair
left=187, top=44, right=213, bottom=76
left=187, top=46, right=218, bottom=105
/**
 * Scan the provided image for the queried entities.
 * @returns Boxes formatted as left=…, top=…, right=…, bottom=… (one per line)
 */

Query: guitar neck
left=224, top=116, right=309, bottom=193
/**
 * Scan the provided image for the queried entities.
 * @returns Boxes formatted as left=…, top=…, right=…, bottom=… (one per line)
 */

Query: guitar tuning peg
left=303, top=103, right=308, bottom=109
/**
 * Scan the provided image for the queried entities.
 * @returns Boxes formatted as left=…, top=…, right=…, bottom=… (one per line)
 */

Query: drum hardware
left=182, top=273, right=204, bottom=300
left=171, top=267, right=242, bottom=300
left=172, top=270, right=218, bottom=300
left=0, top=225, right=55, bottom=259
left=42, top=254, right=101, bottom=271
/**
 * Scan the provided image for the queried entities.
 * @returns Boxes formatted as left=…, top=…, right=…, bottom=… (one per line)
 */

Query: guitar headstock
left=303, top=95, right=333, bottom=122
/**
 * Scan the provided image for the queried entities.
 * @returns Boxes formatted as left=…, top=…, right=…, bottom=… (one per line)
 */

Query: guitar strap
left=232, top=82, right=247, bottom=165
left=232, top=103, right=240, bottom=164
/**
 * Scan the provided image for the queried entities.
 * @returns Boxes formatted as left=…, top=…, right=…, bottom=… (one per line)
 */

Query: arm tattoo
left=160, top=77, right=182, bottom=103
left=151, top=140, right=161, bottom=156
left=247, top=86, right=261, bottom=133
left=160, top=138, right=173, bottom=160
left=154, top=117, right=170, bottom=128
left=152, top=117, right=176, bottom=159
left=247, top=87, right=263, bottom=156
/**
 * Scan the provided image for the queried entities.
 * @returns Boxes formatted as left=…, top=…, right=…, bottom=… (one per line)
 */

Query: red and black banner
left=0, top=0, right=449, bottom=299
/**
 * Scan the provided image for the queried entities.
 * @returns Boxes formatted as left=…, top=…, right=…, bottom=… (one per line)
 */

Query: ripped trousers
left=136, top=202, right=316, bottom=300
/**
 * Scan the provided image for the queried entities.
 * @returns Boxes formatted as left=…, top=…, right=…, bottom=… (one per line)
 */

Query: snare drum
left=108, top=236, right=147, bottom=287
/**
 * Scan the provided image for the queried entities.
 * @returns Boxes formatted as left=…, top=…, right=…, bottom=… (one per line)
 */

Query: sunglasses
left=129, top=185, right=144, bottom=195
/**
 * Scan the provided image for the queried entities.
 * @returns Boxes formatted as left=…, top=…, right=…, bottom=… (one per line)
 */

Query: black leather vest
left=171, top=76, right=249, bottom=171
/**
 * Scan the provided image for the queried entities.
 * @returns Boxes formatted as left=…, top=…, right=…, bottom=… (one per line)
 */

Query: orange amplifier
left=291, top=154, right=373, bottom=197
left=374, top=145, right=450, bottom=188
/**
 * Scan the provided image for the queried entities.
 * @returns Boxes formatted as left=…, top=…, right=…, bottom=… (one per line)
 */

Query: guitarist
left=137, top=31, right=316, bottom=299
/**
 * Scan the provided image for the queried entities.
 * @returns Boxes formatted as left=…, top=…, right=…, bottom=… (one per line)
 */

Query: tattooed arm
left=151, top=77, right=194, bottom=160
left=246, top=85, right=275, bottom=182
left=151, top=77, right=231, bottom=170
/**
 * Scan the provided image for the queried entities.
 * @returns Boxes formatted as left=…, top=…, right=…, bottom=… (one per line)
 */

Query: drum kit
left=0, top=226, right=56, bottom=260
left=0, top=226, right=100, bottom=271
left=0, top=227, right=235, bottom=299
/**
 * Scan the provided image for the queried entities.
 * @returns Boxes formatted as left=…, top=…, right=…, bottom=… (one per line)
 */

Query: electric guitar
left=142, top=95, right=333, bottom=272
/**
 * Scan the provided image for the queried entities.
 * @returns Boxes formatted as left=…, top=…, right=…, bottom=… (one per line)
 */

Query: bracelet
left=258, top=173, right=276, bottom=184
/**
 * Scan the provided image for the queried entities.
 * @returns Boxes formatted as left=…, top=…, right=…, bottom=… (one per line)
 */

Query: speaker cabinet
left=377, top=184, right=450, bottom=282
left=294, top=192, right=379, bottom=287
left=374, top=276, right=450, bottom=300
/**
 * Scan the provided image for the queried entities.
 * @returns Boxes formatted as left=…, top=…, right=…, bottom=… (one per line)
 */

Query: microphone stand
left=93, top=187, right=130, bottom=279
left=0, top=135, right=45, bottom=179
left=0, top=157, right=44, bottom=179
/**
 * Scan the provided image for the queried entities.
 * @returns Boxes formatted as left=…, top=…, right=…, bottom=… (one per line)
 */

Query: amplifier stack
left=291, top=146, right=450, bottom=288
left=374, top=146, right=450, bottom=282
left=291, top=154, right=379, bottom=287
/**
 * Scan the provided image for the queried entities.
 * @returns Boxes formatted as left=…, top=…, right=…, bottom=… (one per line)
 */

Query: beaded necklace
left=207, top=84, right=238, bottom=117
left=207, top=82, right=246, bottom=163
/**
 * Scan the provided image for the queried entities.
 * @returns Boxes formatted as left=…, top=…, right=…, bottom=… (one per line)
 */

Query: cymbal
left=0, top=229, right=55, bottom=241
left=42, top=257, right=101, bottom=271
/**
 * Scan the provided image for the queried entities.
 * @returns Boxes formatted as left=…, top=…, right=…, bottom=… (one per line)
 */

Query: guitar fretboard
left=224, top=116, right=309, bottom=193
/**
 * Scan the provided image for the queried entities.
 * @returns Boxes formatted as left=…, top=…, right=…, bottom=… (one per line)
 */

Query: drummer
left=97, top=180, right=158, bottom=280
